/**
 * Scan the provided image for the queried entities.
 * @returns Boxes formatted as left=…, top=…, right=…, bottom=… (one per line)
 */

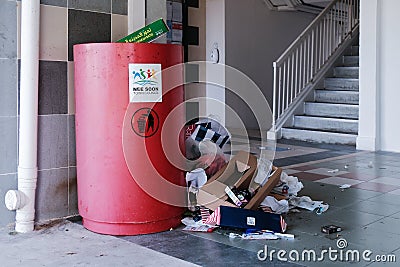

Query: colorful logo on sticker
left=131, top=108, right=159, bottom=138
left=132, top=68, right=158, bottom=86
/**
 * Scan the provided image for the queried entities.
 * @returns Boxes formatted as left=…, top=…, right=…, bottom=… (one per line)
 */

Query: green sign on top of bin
left=116, top=18, right=170, bottom=43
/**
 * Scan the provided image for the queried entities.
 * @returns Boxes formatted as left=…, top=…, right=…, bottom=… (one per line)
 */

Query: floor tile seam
left=283, top=151, right=371, bottom=169
left=353, top=183, right=400, bottom=193
left=361, top=214, right=393, bottom=228
left=341, top=204, right=400, bottom=218
left=390, top=246, right=400, bottom=254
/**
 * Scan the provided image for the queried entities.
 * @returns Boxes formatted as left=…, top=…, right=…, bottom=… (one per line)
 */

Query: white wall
left=357, top=0, right=380, bottom=151
left=377, top=0, right=400, bottom=152
left=358, top=0, right=400, bottom=152
left=224, top=0, right=315, bottom=130
left=205, top=0, right=225, bottom=122
left=146, top=0, right=167, bottom=43
left=128, top=0, right=145, bottom=33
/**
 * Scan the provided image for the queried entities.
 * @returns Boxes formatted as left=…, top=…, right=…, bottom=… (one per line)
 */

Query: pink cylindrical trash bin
left=74, top=43, right=186, bottom=235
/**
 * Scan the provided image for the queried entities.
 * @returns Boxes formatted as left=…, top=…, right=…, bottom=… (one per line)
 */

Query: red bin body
left=74, top=43, right=185, bottom=235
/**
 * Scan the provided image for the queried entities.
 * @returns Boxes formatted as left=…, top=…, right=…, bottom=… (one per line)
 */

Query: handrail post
left=272, top=61, right=277, bottom=127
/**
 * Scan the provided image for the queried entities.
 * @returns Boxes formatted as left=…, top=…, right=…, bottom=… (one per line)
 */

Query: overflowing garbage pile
left=182, top=118, right=329, bottom=240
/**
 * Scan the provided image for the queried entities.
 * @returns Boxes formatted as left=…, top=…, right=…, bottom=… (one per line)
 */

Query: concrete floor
left=1, top=139, right=399, bottom=266
left=0, top=220, right=198, bottom=267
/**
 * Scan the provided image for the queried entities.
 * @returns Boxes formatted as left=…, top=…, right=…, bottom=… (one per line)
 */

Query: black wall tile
left=186, top=101, right=199, bottom=123
left=68, top=9, right=111, bottom=61
left=185, top=25, right=199, bottom=46
left=35, top=168, right=69, bottom=221
left=38, top=60, right=68, bottom=115
left=186, top=0, right=199, bottom=8
left=184, top=63, right=199, bottom=83
left=112, top=0, right=127, bottom=15
left=38, top=115, right=68, bottom=170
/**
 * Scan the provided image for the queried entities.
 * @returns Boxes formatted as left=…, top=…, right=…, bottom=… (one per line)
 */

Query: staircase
left=261, top=0, right=329, bottom=14
left=281, top=44, right=359, bottom=145
left=267, top=0, right=360, bottom=145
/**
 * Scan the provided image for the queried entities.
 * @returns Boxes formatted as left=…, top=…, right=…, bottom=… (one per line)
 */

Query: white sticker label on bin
left=247, top=217, right=256, bottom=226
left=129, top=64, right=162, bottom=103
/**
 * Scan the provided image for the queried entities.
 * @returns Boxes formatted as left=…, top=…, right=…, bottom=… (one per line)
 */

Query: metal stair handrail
left=270, top=0, right=360, bottom=137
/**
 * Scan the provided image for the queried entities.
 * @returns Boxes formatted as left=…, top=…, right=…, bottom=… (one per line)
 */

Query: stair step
left=315, top=90, right=359, bottom=104
left=334, top=66, right=359, bottom=78
left=281, top=128, right=357, bottom=145
left=342, top=56, right=359, bottom=66
left=293, top=116, right=358, bottom=134
left=325, top=78, right=359, bottom=90
left=304, top=102, right=359, bottom=119
left=348, top=45, right=359, bottom=56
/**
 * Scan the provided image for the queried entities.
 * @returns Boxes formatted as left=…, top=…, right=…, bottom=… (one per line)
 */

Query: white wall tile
left=39, top=5, right=68, bottom=61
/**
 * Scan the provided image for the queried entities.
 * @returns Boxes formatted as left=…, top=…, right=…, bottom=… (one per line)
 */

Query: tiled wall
left=0, top=0, right=128, bottom=226
left=185, top=0, right=206, bottom=120
left=0, top=0, right=19, bottom=226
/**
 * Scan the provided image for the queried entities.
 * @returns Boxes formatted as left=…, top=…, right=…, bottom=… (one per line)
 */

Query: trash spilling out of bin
left=180, top=118, right=331, bottom=240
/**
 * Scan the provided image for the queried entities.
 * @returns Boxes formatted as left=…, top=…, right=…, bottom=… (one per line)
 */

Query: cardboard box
left=218, top=206, right=287, bottom=233
left=197, top=151, right=282, bottom=210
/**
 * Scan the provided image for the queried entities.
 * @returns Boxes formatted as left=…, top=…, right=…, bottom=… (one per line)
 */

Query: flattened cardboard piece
left=197, top=151, right=257, bottom=209
left=244, top=166, right=282, bottom=210
left=197, top=151, right=282, bottom=211
left=218, top=206, right=287, bottom=233
left=207, top=151, right=257, bottom=189
left=197, top=181, right=236, bottom=211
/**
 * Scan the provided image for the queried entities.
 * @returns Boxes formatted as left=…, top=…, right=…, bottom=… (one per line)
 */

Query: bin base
left=82, top=215, right=183, bottom=236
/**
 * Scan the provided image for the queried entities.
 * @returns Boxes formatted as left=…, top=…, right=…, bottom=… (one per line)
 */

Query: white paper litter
left=289, top=196, right=329, bottom=214
left=181, top=217, right=200, bottom=227
left=327, top=169, right=339, bottom=173
left=185, top=168, right=207, bottom=188
left=260, top=196, right=289, bottom=214
left=279, top=172, right=304, bottom=196
left=339, top=184, right=352, bottom=189
left=253, top=158, right=273, bottom=186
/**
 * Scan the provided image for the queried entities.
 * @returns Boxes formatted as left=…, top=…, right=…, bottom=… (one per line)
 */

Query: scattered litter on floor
left=344, top=164, right=349, bottom=169
left=321, top=224, right=342, bottom=234
left=258, top=146, right=291, bottom=151
left=327, top=169, right=339, bottom=173
left=288, top=196, right=329, bottom=214
left=339, top=184, right=352, bottom=189
left=182, top=225, right=216, bottom=232
left=368, top=161, right=374, bottom=168
left=181, top=216, right=217, bottom=232
left=182, top=119, right=332, bottom=242
left=260, top=196, right=289, bottom=214
left=241, top=231, right=279, bottom=240
left=229, top=231, right=294, bottom=240
left=274, top=172, right=304, bottom=196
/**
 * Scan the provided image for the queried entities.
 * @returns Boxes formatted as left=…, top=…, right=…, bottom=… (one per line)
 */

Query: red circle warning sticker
left=130, top=108, right=159, bottom=138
